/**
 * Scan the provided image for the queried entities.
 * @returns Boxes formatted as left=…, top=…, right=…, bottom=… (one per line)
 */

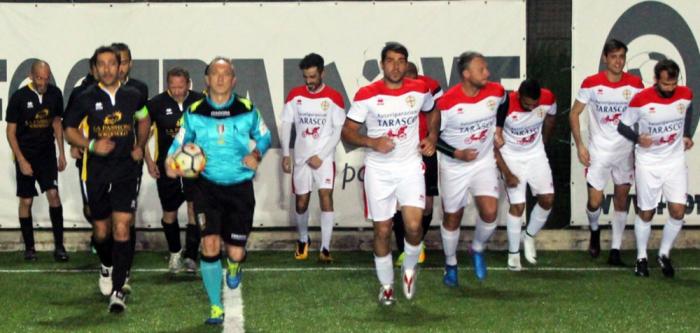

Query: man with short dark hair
left=64, top=45, right=151, bottom=313
left=494, top=79, right=556, bottom=270
left=6, top=59, right=68, bottom=262
left=145, top=67, right=204, bottom=273
left=280, top=53, right=345, bottom=263
left=342, top=42, right=438, bottom=305
left=436, top=51, right=507, bottom=286
left=570, top=39, right=644, bottom=265
left=617, top=59, right=694, bottom=278
left=111, top=42, right=149, bottom=99
left=166, top=57, right=271, bottom=325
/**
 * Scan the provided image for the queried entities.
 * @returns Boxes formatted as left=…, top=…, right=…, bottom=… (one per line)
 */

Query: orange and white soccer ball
left=171, top=143, right=206, bottom=178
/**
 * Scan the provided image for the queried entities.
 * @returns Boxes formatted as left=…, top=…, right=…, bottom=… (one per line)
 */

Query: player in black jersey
left=6, top=60, right=68, bottom=262
left=111, top=42, right=149, bottom=99
left=144, top=67, right=204, bottom=273
left=64, top=46, right=151, bottom=313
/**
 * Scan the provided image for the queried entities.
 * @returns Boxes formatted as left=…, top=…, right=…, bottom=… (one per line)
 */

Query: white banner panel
left=571, top=0, right=700, bottom=225
left=0, top=1, right=525, bottom=229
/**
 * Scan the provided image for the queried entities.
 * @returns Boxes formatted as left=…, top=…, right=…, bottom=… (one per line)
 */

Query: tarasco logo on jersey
left=405, top=95, right=416, bottom=108
left=623, top=89, right=632, bottom=100
left=303, top=126, right=321, bottom=138
left=104, top=111, right=123, bottom=125
left=320, top=100, right=330, bottom=112
left=487, top=100, right=497, bottom=111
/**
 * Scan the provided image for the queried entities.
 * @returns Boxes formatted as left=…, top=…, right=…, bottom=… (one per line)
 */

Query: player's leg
left=109, top=210, right=133, bottom=313
left=316, top=160, right=336, bottom=262
left=16, top=161, right=38, bottom=261
left=395, top=164, right=425, bottom=300
left=585, top=156, right=612, bottom=258
left=157, top=175, right=185, bottom=272
left=504, top=164, right=527, bottom=270
left=195, top=179, right=225, bottom=325
left=38, top=155, right=67, bottom=262
left=657, top=165, right=688, bottom=278
left=420, top=152, right=439, bottom=263
left=374, top=219, right=395, bottom=305
left=183, top=200, right=200, bottom=273
left=87, top=180, right=114, bottom=296
left=365, top=167, right=397, bottom=305
left=633, top=164, right=662, bottom=277
left=471, top=195, right=498, bottom=280
left=609, top=152, right=634, bottom=265
left=223, top=180, right=255, bottom=290
left=439, top=165, right=469, bottom=287
left=292, top=164, right=312, bottom=260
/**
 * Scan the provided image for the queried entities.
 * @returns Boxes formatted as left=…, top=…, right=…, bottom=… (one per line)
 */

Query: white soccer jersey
left=346, top=78, right=434, bottom=169
left=438, top=82, right=506, bottom=166
left=621, top=86, right=693, bottom=165
left=499, top=89, right=556, bottom=157
left=281, top=85, right=346, bottom=165
left=576, top=72, right=644, bottom=155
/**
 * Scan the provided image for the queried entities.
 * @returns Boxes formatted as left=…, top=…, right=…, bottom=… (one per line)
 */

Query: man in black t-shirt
left=64, top=46, right=151, bottom=313
left=5, top=60, right=68, bottom=262
left=111, top=42, right=148, bottom=99
left=144, top=67, right=204, bottom=273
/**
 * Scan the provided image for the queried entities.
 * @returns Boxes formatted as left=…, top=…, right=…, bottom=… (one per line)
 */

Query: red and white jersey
left=281, top=85, right=346, bottom=165
left=576, top=72, right=644, bottom=155
left=416, top=75, right=443, bottom=140
left=621, top=86, right=693, bottom=165
left=438, top=82, right=506, bottom=166
left=347, top=78, right=435, bottom=169
left=500, top=89, right=557, bottom=156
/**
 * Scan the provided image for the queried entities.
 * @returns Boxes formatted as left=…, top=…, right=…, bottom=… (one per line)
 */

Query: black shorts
left=15, top=153, right=58, bottom=198
left=76, top=158, right=89, bottom=206
left=156, top=163, right=194, bottom=212
left=192, top=178, right=255, bottom=247
left=86, top=177, right=142, bottom=220
left=423, top=153, right=439, bottom=196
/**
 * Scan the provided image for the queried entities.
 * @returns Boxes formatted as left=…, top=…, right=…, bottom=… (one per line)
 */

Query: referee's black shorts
left=192, top=177, right=255, bottom=247
left=15, top=151, right=58, bottom=198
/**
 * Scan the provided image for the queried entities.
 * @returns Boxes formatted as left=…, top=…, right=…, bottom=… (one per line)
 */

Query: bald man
left=6, top=60, right=68, bottom=262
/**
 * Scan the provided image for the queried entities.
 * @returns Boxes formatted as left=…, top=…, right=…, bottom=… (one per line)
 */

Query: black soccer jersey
left=64, top=74, right=98, bottom=167
left=147, top=90, right=204, bottom=164
left=125, top=77, right=149, bottom=100
left=63, top=83, right=148, bottom=181
left=5, top=84, right=64, bottom=156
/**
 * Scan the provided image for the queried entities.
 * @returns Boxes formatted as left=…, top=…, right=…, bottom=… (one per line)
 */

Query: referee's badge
left=217, top=124, right=225, bottom=144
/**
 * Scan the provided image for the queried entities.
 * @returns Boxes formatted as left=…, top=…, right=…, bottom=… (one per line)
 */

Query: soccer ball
left=171, top=143, right=206, bottom=178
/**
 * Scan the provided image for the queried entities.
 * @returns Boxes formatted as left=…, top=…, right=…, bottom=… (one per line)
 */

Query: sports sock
left=200, top=254, right=223, bottom=308
left=162, top=219, right=182, bottom=253
left=441, top=225, right=460, bottom=266
left=320, top=212, right=334, bottom=251
left=506, top=213, right=521, bottom=253
left=374, top=254, right=394, bottom=286
left=634, top=216, right=651, bottom=259
left=659, top=217, right=684, bottom=258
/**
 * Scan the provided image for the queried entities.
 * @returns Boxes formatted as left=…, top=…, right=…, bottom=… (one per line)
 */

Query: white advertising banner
left=571, top=0, right=700, bottom=225
left=0, top=1, right=526, bottom=228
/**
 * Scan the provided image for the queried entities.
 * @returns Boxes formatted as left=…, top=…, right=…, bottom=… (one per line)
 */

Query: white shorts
left=363, top=161, right=425, bottom=222
left=586, top=150, right=634, bottom=191
left=292, top=159, right=335, bottom=195
left=635, top=159, right=687, bottom=211
left=502, top=153, right=554, bottom=204
left=440, top=157, right=499, bottom=214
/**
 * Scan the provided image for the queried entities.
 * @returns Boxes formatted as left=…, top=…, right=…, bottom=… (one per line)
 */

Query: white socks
left=441, top=225, right=460, bottom=266
left=659, top=217, right=683, bottom=258
left=374, top=254, right=394, bottom=286
left=634, top=216, right=651, bottom=259
left=611, top=211, right=627, bottom=250
left=587, top=207, right=601, bottom=231
left=526, top=204, right=551, bottom=237
left=320, top=212, right=334, bottom=251
left=295, top=211, right=309, bottom=243
left=403, top=240, right=422, bottom=269
left=506, top=213, right=521, bottom=253
left=472, top=216, right=497, bottom=253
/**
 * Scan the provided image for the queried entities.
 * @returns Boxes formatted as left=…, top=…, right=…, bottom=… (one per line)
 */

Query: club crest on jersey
left=104, top=111, right=123, bottom=125
left=487, top=100, right=497, bottom=111
left=537, top=108, right=545, bottom=118
left=677, top=103, right=686, bottom=114
left=457, top=107, right=464, bottom=114
left=95, top=102, right=103, bottom=111
left=296, top=99, right=303, bottom=105
left=26, top=101, right=34, bottom=109
left=386, top=125, right=408, bottom=140
left=320, top=100, right=330, bottom=111
left=405, top=95, right=416, bottom=108
left=622, top=89, right=632, bottom=100
left=377, top=98, right=384, bottom=106
left=511, top=114, right=518, bottom=121
left=649, top=107, right=656, bottom=114
left=303, top=126, right=321, bottom=138
left=596, top=88, right=604, bottom=95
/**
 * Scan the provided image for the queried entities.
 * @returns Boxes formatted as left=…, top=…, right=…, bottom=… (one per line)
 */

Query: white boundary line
left=1, top=266, right=700, bottom=273
left=223, top=282, right=245, bottom=333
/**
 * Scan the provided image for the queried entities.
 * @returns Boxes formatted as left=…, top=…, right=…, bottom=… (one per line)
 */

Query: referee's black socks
left=94, top=236, right=113, bottom=267
left=112, top=240, right=133, bottom=292
left=184, top=224, right=200, bottom=260
left=19, top=216, right=34, bottom=250
left=49, top=206, right=64, bottom=249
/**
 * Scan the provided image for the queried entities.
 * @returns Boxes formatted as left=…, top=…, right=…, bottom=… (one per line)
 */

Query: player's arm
left=683, top=103, right=694, bottom=150
left=280, top=120, right=293, bottom=173
left=317, top=107, right=346, bottom=162
left=436, top=136, right=477, bottom=162
left=132, top=104, right=151, bottom=161
left=419, top=91, right=438, bottom=156
left=144, top=124, right=159, bottom=178
left=244, top=108, right=272, bottom=171
left=52, top=93, right=67, bottom=171
left=165, top=112, right=194, bottom=178
left=617, top=103, right=649, bottom=147
left=495, top=97, right=509, bottom=148
left=494, top=146, right=518, bottom=188
left=543, top=101, right=557, bottom=145
left=569, top=100, right=589, bottom=166
left=5, top=94, right=32, bottom=176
